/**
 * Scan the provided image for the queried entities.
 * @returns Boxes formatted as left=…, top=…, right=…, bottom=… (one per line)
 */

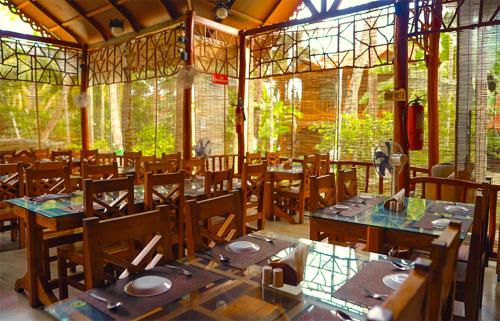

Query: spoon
left=89, top=292, right=122, bottom=311
left=335, top=310, right=353, bottom=321
left=248, top=234, right=274, bottom=243
left=364, top=288, right=389, bottom=300
left=165, top=264, right=193, bottom=277
left=202, top=250, right=231, bottom=263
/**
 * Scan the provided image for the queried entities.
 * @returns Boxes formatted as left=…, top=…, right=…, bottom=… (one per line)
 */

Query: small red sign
left=212, top=73, right=228, bottom=85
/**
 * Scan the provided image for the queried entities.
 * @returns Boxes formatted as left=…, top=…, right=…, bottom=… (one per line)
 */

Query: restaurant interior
left=0, top=0, right=499, bottom=320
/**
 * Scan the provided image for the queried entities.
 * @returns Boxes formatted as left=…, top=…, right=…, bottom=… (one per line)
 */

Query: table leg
left=271, top=204, right=296, bottom=224
left=16, top=209, right=57, bottom=307
left=367, top=227, right=383, bottom=253
left=310, top=219, right=320, bottom=241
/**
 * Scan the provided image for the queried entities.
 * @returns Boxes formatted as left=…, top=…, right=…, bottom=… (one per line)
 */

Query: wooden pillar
left=183, top=11, right=195, bottom=160
left=427, top=1, right=442, bottom=170
left=80, top=46, right=89, bottom=150
left=237, top=31, right=247, bottom=174
left=394, top=0, right=410, bottom=193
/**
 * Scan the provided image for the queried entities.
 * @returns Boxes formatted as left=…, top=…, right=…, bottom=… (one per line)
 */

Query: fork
left=165, top=264, right=192, bottom=277
left=248, top=234, right=274, bottom=243
left=364, top=288, right=388, bottom=300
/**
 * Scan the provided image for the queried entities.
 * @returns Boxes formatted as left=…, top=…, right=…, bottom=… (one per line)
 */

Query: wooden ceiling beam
left=65, top=0, right=110, bottom=41
left=105, top=0, right=141, bottom=32
left=159, top=0, right=178, bottom=20
left=27, top=0, right=82, bottom=43
left=261, top=0, right=282, bottom=26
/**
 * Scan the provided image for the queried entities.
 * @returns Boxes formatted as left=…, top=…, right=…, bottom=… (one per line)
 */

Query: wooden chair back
left=309, top=173, right=336, bottom=212
left=33, top=160, right=65, bottom=170
left=205, top=155, right=230, bottom=172
left=51, top=150, right=72, bottom=163
left=241, top=163, right=269, bottom=232
left=32, top=148, right=50, bottom=160
left=161, top=152, right=181, bottom=171
left=0, top=150, right=15, bottom=163
left=141, top=155, right=156, bottom=163
left=183, top=158, right=205, bottom=178
left=80, top=149, right=98, bottom=163
left=266, top=152, right=281, bottom=165
left=83, top=175, right=135, bottom=219
left=6, top=150, right=35, bottom=164
left=82, top=206, right=174, bottom=289
left=25, top=166, right=72, bottom=197
left=95, top=152, right=117, bottom=165
left=0, top=163, right=24, bottom=201
left=246, top=152, right=262, bottom=164
left=205, top=170, right=234, bottom=197
left=123, top=151, right=142, bottom=167
left=316, top=153, right=331, bottom=176
left=301, top=154, right=317, bottom=190
left=144, top=171, right=185, bottom=257
left=367, top=258, right=432, bottom=321
left=82, top=162, right=119, bottom=180
left=144, top=161, right=177, bottom=174
left=426, top=221, right=461, bottom=321
left=337, top=168, right=357, bottom=202
left=185, top=191, right=243, bottom=255
left=410, top=176, right=479, bottom=203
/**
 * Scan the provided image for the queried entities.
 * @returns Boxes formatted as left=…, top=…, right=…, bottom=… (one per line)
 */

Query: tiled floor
left=0, top=219, right=498, bottom=320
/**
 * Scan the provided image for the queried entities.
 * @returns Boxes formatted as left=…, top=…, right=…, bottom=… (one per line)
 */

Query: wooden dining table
left=44, top=232, right=418, bottom=321
left=309, top=195, right=474, bottom=253
left=7, top=177, right=241, bottom=307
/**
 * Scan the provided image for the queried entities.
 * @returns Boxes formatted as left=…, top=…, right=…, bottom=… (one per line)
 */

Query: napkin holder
left=383, top=189, right=406, bottom=212
left=269, top=245, right=309, bottom=286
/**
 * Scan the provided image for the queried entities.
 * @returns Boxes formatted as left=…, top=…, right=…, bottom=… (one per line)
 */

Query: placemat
left=211, top=235, right=293, bottom=269
left=78, top=263, right=223, bottom=320
left=411, top=212, right=472, bottom=233
left=428, top=202, right=474, bottom=215
left=332, top=260, right=407, bottom=308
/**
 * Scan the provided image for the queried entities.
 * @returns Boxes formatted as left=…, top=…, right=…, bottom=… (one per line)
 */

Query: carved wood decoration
left=0, top=36, right=80, bottom=85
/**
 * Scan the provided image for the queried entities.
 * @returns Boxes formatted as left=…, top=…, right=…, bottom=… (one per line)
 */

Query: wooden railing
left=331, top=160, right=429, bottom=194
left=204, top=154, right=238, bottom=173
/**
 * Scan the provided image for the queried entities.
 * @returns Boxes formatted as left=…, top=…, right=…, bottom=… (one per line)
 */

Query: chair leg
left=57, top=251, right=69, bottom=300
left=464, top=285, right=480, bottom=321
left=10, top=219, right=19, bottom=242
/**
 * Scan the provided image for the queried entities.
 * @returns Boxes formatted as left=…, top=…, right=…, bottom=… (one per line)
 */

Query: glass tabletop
left=45, top=232, right=407, bottom=321
left=309, top=196, right=474, bottom=240
left=7, top=178, right=242, bottom=219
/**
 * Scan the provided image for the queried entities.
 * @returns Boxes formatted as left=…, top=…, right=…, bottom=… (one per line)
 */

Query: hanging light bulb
left=109, top=19, right=125, bottom=37
left=215, top=1, right=230, bottom=21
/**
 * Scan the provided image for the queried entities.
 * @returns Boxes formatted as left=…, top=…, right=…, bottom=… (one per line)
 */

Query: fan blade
left=378, top=160, right=390, bottom=176
left=375, top=151, right=388, bottom=160
left=385, top=141, right=392, bottom=155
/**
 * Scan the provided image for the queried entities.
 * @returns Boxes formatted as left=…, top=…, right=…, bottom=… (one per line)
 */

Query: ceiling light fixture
left=215, top=1, right=230, bottom=21
left=109, top=19, right=125, bottom=37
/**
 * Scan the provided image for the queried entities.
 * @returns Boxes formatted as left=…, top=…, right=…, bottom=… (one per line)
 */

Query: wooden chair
left=337, top=168, right=358, bottom=202
left=183, top=158, right=205, bottom=178
left=309, top=173, right=336, bottom=213
left=141, top=155, right=157, bottom=163
left=51, top=150, right=72, bottom=169
left=25, top=166, right=78, bottom=284
left=205, top=170, right=234, bottom=198
left=80, top=149, right=98, bottom=163
left=241, top=163, right=269, bottom=233
left=82, top=162, right=119, bottom=180
left=6, top=150, right=35, bottom=164
left=144, top=161, right=178, bottom=174
left=123, top=151, right=142, bottom=183
left=57, top=175, right=135, bottom=298
left=0, top=150, right=15, bottom=163
left=266, top=152, right=281, bottom=165
left=81, top=206, right=174, bottom=289
left=144, top=171, right=185, bottom=258
left=31, top=148, right=50, bottom=160
left=426, top=221, right=461, bottom=321
left=32, top=160, right=65, bottom=170
left=95, top=152, right=117, bottom=165
left=161, top=152, right=181, bottom=171
left=185, top=191, right=243, bottom=255
left=409, top=176, right=479, bottom=203
left=367, top=258, right=432, bottom=321
left=0, top=163, right=24, bottom=243
left=316, top=153, right=331, bottom=176
left=454, top=188, right=490, bottom=320
left=246, top=152, right=262, bottom=164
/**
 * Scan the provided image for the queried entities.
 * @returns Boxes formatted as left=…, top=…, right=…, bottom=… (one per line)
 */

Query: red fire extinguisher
left=235, top=97, right=245, bottom=134
left=407, top=96, right=424, bottom=150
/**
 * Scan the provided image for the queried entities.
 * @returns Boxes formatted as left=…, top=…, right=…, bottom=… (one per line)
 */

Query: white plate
left=359, top=194, right=374, bottom=200
left=431, top=218, right=451, bottom=229
left=225, top=241, right=260, bottom=254
left=382, top=273, right=408, bottom=290
left=124, top=276, right=172, bottom=297
left=333, top=204, right=350, bottom=210
left=445, top=205, right=469, bottom=213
